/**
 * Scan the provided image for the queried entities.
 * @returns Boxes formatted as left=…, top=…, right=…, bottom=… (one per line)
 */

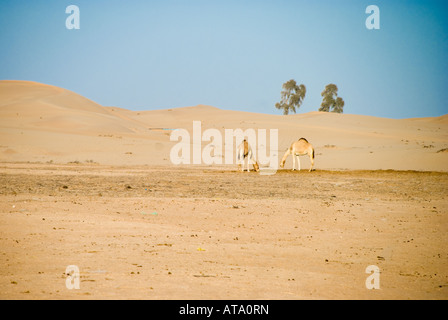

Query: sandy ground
left=0, top=162, right=447, bottom=300
left=1, top=80, right=447, bottom=300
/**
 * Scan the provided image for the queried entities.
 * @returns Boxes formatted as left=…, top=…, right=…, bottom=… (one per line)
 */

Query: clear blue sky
left=1, top=0, right=447, bottom=118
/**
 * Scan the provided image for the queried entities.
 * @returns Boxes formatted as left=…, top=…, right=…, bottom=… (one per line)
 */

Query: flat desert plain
left=0, top=81, right=447, bottom=299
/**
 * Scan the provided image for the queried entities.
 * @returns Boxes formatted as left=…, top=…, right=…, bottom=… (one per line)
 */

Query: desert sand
left=0, top=80, right=447, bottom=299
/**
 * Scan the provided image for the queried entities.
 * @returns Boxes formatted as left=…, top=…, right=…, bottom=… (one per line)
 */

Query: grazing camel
left=280, top=138, right=315, bottom=172
left=237, top=139, right=259, bottom=172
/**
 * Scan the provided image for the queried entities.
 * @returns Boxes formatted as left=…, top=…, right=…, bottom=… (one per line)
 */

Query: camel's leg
left=292, top=154, right=296, bottom=171
left=248, top=151, right=254, bottom=172
left=238, top=151, right=244, bottom=172
left=297, top=155, right=301, bottom=171
left=309, top=154, right=313, bottom=172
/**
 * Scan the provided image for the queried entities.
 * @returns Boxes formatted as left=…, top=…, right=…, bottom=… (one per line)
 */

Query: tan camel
left=237, top=139, right=259, bottom=172
left=280, top=138, right=315, bottom=172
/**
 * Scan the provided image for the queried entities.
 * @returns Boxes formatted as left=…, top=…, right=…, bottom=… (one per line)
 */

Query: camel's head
left=253, top=161, right=260, bottom=172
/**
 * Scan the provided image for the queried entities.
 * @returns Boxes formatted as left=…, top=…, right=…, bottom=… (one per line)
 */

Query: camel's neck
left=280, top=149, right=291, bottom=165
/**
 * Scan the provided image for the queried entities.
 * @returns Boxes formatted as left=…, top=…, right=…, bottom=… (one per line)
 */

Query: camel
left=280, top=138, right=315, bottom=172
left=237, top=139, right=259, bottom=172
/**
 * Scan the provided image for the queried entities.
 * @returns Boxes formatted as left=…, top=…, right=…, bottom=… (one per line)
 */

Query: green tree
left=275, top=79, right=306, bottom=115
left=319, top=84, right=344, bottom=113
left=333, top=97, right=345, bottom=113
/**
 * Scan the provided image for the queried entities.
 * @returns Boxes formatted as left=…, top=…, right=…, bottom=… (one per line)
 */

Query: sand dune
left=0, top=80, right=447, bottom=171
left=0, top=80, right=149, bottom=133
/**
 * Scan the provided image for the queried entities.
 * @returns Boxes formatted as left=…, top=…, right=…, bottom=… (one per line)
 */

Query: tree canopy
left=319, top=84, right=344, bottom=113
left=275, top=79, right=306, bottom=115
